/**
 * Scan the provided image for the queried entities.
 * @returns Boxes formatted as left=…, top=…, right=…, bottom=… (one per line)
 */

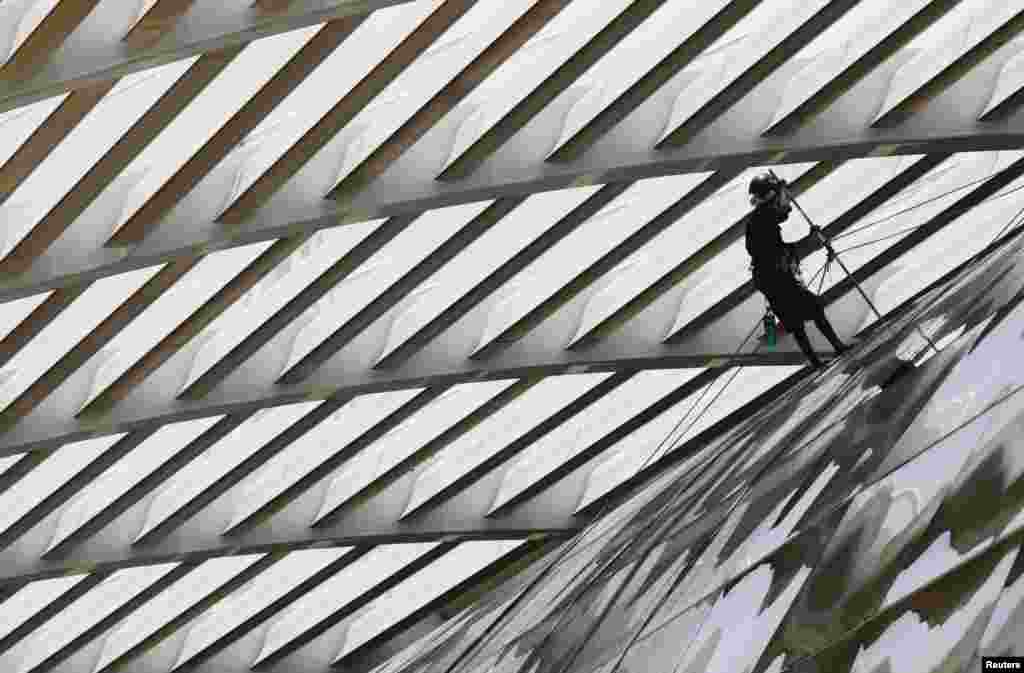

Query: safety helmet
left=748, top=172, right=784, bottom=200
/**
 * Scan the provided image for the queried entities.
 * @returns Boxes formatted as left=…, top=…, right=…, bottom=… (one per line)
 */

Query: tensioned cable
left=833, top=183, right=1024, bottom=257
left=442, top=318, right=765, bottom=673
left=833, top=174, right=1024, bottom=242
left=795, top=180, right=1024, bottom=292
left=436, top=161, right=1021, bottom=673
left=548, top=322, right=770, bottom=673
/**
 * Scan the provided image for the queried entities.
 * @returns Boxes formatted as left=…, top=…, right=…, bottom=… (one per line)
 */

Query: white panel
left=135, top=402, right=321, bottom=540
left=332, top=541, right=524, bottom=662
left=0, top=265, right=164, bottom=414
left=491, top=369, right=704, bottom=512
left=6, top=0, right=59, bottom=61
left=0, top=433, right=126, bottom=536
left=7, top=58, right=199, bottom=251
left=76, top=241, right=274, bottom=413
left=224, top=388, right=423, bottom=531
left=374, top=187, right=600, bottom=363
left=172, top=548, right=349, bottom=669
left=439, top=0, right=633, bottom=171
left=875, top=0, right=1019, bottom=122
left=659, top=0, right=830, bottom=141
left=91, top=554, right=265, bottom=672
left=473, top=174, right=711, bottom=354
left=277, top=202, right=490, bottom=378
left=181, top=218, right=381, bottom=393
left=3, top=563, right=180, bottom=673
left=983, top=37, right=1024, bottom=117
left=47, top=416, right=225, bottom=552
left=546, top=0, right=750, bottom=154
left=111, top=24, right=323, bottom=238
left=767, top=0, right=934, bottom=128
left=328, top=0, right=535, bottom=191
left=402, top=373, right=611, bottom=515
left=255, top=543, right=441, bottom=664
left=0, top=575, right=84, bottom=642
left=315, top=379, right=518, bottom=523
left=0, top=291, right=52, bottom=343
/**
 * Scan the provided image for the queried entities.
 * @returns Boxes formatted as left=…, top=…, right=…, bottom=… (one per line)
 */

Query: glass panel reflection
left=385, top=229, right=1024, bottom=673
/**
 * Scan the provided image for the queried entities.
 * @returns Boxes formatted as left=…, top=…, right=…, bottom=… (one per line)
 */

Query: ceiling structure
left=0, top=0, right=1019, bottom=672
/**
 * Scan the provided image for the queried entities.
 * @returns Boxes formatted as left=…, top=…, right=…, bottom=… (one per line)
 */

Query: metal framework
left=0, top=0, right=1019, bottom=672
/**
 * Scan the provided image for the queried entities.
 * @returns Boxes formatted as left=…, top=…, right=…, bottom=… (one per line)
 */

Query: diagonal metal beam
left=0, top=83, right=115, bottom=211
left=657, top=0, right=863, bottom=148
left=223, top=386, right=446, bottom=538
left=0, top=570, right=112, bottom=657
left=374, top=183, right=632, bottom=370
left=471, top=169, right=742, bottom=361
left=313, top=378, right=541, bottom=528
left=327, top=0, right=576, bottom=204
left=874, top=7, right=1024, bottom=127
left=129, top=393, right=356, bottom=547
left=24, top=561, right=200, bottom=673
left=0, top=0, right=419, bottom=115
left=0, top=258, right=202, bottom=431
left=79, top=234, right=316, bottom=418
left=128, top=214, right=419, bottom=407
left=764, top=0, right=964, bottom=135
left=274, top=198, right=527, bottom=387
left=168, top=545, right=373, bottom=670
left=0, top=429, right=159, bottom=553
left=249, top=541, right=463, bottom=669
left=0, top=284, right=90, bottom=370
left=437, top=0, right=670, bottom=181
left=548, top=0, right=763, bottom=164
left=108, top=18, right=365, bottom=247
left=0, top=47, right=244, bottom=276
left=399, top=371, right=635, bottom=520
left=93, top=552, right=284, bottom=673
left=0, top=1, right=102, bottom=78
left=217, top=0, right=479, bottom=225
left=568, top=161, right=842, bottom=350
left=666, top=153, right=953, bottom=343
left=487, top=367, right=724, bottom=518
left=335, top=536, right=558, bottom=671
left=123, top=0, right=199, bottom=48
left=40, top=413, right=254, bottom=561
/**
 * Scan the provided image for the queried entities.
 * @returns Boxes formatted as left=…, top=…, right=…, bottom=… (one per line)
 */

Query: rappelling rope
left=441, top=316, right=766, bottom=673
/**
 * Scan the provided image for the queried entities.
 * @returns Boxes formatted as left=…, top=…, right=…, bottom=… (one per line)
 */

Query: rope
left=441, top=317, right=765, bottom=673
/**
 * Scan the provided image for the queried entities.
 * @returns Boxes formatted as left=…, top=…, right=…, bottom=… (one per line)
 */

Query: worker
left=746, top=172, right=848, bottom=369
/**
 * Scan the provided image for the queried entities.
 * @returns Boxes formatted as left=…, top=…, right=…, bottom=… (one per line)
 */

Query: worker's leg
left=810, top=303, right=847, bottom=354
left=789, top=322, right=825, bottom=369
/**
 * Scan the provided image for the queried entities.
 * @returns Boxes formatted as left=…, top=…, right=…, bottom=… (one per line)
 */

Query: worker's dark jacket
left=745, top=203, right=819, bottom=329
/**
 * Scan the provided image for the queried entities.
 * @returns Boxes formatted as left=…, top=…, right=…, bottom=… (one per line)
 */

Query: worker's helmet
left=749, top=172, right=784, bottom=200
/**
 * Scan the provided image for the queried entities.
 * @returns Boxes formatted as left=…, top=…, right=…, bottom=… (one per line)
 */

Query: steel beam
left=0, top=36, right=1021, bottom=305
left=437, top=0, right=670, bottom=181
left=0, top=0, right=419, bottom=116
left=0, top=47, right=244, bottom=275
left=213, top=0, right=479, bottom=227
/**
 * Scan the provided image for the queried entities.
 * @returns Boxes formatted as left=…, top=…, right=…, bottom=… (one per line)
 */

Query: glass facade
left=379, top=231, right=1024, bottom=673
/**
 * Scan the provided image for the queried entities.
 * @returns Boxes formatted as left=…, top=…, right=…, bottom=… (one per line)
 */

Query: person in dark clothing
left=745, top=172, right=848, bottom=369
